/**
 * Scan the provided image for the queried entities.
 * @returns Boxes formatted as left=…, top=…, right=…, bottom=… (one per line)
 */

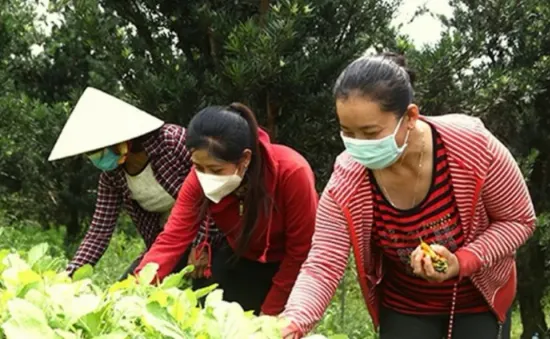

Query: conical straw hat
left=48, top=87, right=164, bottom=161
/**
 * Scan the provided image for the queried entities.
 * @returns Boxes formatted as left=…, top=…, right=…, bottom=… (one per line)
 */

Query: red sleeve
left=455, top=132, right=536, bottom=277
left=261, top=166, right=318, bottom=315
left=135, top=169, right=202, bottom=280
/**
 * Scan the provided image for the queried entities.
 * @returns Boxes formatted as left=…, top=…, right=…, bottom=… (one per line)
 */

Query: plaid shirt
left=67, top=124, right=223, bottom=275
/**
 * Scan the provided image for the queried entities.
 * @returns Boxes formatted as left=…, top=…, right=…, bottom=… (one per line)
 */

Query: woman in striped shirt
left=281, top=54, right=535, bottom=339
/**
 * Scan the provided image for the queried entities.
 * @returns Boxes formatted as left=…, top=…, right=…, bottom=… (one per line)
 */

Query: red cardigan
left=282, top=114, right=536, bottom=337
left=136, top=129, right=318, bottom=315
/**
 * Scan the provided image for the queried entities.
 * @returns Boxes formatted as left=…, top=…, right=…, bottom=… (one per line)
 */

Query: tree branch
left=260, top=0, right=270, bottom=22
left=109, top=0, right=163, bottom=71
left=335, top=0, right=359, bottom=52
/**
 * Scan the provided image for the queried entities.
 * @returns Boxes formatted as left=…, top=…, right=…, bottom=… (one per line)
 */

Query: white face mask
left=196, top=169, right=244, bottom=203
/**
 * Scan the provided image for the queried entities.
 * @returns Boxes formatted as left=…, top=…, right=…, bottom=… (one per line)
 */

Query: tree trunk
left=265, top=91, right=279, bottom=140
left=207, top=25, right=218, bottom=67
left=518, top=238, right=548, bottom=339
left=64, top=159, right=85, bottom=247
left=259, top=0, right=269, bottom=23
left=519, top=153, right=549, bottom=339
left=65, top=204, right=81, bottom=247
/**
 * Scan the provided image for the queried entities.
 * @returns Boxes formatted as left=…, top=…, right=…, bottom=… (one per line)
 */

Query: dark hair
left=186, top=103, right=268, bottom=257
left=379, top=52, right=416, bottom=85
left=333, top=52, right=416, bottom=117
left=131, top=130, right=157, bottom=152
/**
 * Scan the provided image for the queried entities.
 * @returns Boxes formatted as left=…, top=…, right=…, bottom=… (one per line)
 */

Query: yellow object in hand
left=419, top=239, right=448, bottom=273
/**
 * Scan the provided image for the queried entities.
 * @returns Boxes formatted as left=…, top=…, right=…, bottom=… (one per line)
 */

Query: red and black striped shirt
left=370, top=125, right=489, bottom=315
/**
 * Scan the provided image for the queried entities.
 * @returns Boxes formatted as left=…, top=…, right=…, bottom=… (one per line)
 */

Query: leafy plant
left=0, top=243, right=343, bottom=339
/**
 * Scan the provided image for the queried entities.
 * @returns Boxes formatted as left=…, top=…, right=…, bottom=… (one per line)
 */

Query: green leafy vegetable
left=72, top=264, right=93, bottom=282
left=0, top=243, right=335, bottom=338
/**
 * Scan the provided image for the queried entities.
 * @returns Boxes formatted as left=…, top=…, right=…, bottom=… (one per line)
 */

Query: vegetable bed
left=0, top=243, right=342, bottom=339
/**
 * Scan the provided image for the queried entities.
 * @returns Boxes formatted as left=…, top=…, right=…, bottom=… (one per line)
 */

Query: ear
left=405, top=104, right=420, bottom=130
left=116, top=142, right=130, bottom=156
left=240, top=149, right=252, bottom=168
left=237, top=149, right=252, bottom=177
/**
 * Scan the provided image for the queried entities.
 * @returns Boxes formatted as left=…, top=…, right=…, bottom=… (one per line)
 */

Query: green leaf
left=67, top=294, right=101, bottom=325
left=0, top=248, right=11, bottom=262
left=27, top=243, right=49, bottom=266
left=54, top=329, right=79, bottom=339
left=108, top=275, right=136, bottom=294
left=72, top=264, right=94, bottom=281
left=143, top=301, right=186, bottom=339
left=148, top=290, right=169, bottom=307
left=2, top=298, right=56, bottom=339
left=16, top=269, right=42, bottom=297
left=113, top=295, right=146, bottom=320
left=204, top=288, right=223, bottom=307
left=78, top=310, right=103, bottom=336
left=193, top=283, right=218, bottom=300
left=138, top=263, right=159, bottom=285
left=160, top=265, right=194, bottom=290
left=93, top=332, right=128, bottom=339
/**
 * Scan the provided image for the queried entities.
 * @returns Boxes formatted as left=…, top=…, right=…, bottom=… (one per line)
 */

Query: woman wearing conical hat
left=49, top=87, right=223, bottom=281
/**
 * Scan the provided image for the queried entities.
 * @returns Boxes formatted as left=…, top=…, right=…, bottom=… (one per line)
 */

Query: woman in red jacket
left=136, top=103, right=317, bottom=315
left=282, top=54, right=535, bottom=339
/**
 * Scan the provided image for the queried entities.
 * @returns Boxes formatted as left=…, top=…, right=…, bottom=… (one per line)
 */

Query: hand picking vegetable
left=282, top=53, right=535, bottom=339
left=419, top=238, right=448, bottom=273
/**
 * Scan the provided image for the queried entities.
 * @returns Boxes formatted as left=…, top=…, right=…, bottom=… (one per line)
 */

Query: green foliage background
left=1, top=0, right=550, bottom=338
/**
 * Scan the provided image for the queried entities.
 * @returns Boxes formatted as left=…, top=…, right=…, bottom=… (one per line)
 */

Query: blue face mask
left=87, top=148, right=122, bottom=171
left=341, top=117, right=411, bottom=170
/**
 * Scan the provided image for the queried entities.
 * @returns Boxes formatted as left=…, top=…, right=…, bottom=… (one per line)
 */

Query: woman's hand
left=187, top=247, right=208, bottom=279
left=280, top=320, right=302, bottom=339
left=281, top=326, right=301, bottom=339
left=410, top=244, right=460, bottom=283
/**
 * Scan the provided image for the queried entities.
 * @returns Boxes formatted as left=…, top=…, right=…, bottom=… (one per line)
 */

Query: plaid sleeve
left=162, top=124, right=192, bottom=175
left=192, top=214, right=224, bottom=248
left=67, top=173, right=122, bottom=276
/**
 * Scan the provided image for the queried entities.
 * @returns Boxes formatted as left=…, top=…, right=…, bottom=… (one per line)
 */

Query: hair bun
left=380, top=52, right=416, bottom=86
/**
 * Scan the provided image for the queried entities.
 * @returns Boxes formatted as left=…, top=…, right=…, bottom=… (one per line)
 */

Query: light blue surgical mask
left=87, top=148, right=122, bottom=171
left=341, top=116, right=411, bottom=170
